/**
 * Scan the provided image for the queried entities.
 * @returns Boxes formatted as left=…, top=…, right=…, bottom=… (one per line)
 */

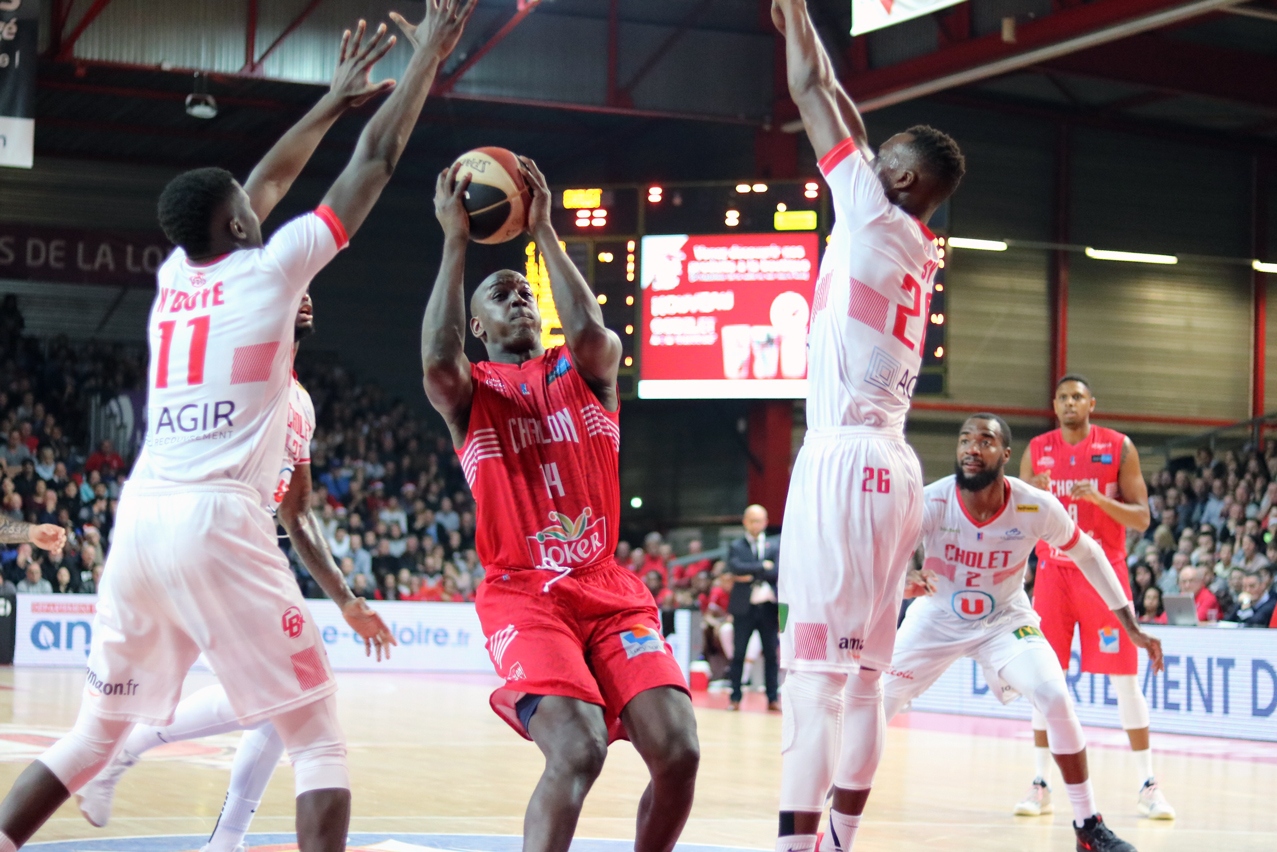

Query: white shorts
left=884, top=597, right=1057, bottom=711
left=85, top=480, right=336, bottom=727
left=778, top=428, right=923, bottom=673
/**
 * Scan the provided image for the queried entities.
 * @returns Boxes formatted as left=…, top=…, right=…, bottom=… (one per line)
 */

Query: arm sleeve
left=1041, top=494, right=1129, bottom=610
left=818, top=137, right=892, bottom=233
left=264, top=206, right=348, bottom=294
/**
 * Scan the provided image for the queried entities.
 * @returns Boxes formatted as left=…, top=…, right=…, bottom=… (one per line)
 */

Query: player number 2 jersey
left=806, top=138, right=940, bottom=432
left=459, top=347, right=621, bottom=572
left=1028, top=425, right=1128, bottom=568
left=130, top=208, right=346, bottom=508
left=918, top=476, right=1080, bottom=629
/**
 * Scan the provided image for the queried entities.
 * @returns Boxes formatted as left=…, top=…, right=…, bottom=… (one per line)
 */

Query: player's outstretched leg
left=78, top=684, right=243, bottom=827
left=777, top=671, right=844, bottom=852
left=1017, top=711, right=1055, bottom=816
left=0, top=709, right=133, bottom=849
left=822, top=670, right=888, bottom=852
left=999, top=650, right=1136, bottom=852
left=523, top=696, right=610, bottom=852
left=620, top=687, right=700, bottom=852
left=270, top=697, right=350, bottom=852
left=205, top=724, right=287, bottom=852
left=1111, top=676, right=1174, bottom=819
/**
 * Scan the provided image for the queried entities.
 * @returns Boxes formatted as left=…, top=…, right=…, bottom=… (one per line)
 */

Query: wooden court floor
left=0, top=668, right=1270, bottom=851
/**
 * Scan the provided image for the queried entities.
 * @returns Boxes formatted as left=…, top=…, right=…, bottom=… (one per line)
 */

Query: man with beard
left=882, top=415, right=1162, bottom=852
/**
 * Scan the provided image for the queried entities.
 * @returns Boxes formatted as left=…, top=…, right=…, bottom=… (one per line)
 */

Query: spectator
left=375, top=571, right=399, bottom=601
left=351, top=532, right=373, bottom=582
left=1177, top=566, right=1220, bottom=623
left=1139, top=586, right=1166, bottom=624
left=329, top=527, right=352, bottom=561
left=84, top=439, right=125, bottom=481
left=1228, top=568, right=1275, bottom=627
left=34, top=447, right=56, bottom=482
left=351, top=572, right=372, bottom=599
left=371, top=538, right=400, bottom=583
left=644, top=569, right=673, bottom=608
left=436, top=496, right=460, bottom=533
left=1233, top=534, right=1270, bottom=571
left=726, top=504, right=780, bottom=712
left=1, top=430, right=31, bottom=468
left=1131, top=563, right=1155, bottom=616
left=1200, top=478, right=1227, bottom=531
left=1160, top=552, right=1187, bottom=596
left=17, top=562, right=50, bottom=594
left=52, top=565, right=75, bottom=594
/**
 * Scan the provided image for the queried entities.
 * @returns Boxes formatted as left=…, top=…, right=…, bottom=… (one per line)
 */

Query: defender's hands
left=1127, top=625, right=1164, bottom=674
left=519, top=155, right=553, bottom=237
left=1070, top=480, right=1104, bottom=505
left=30, top=524, right=66, bottom=552
left=329, top=20, right=397, bottom=108
left=1028, top=472, right=1051, bottom=491
left=435, top=162, right=472, bottom=242
left=390, top=0, right=479, bottom=58
left=904, top=567, right=938, bottom=599
left=342, top=598, right=397, bottom=661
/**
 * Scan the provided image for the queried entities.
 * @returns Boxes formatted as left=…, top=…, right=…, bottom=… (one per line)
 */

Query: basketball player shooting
left=0, top=5, right=476, bottom=851
left=885, top=415, right=1162, bottom=852
left=420, top=157, right=699, bottom=852
left=75, top=294, right=396, bottom=852
left=1018, top=375, right=1176, bottom=820
left=770, top=2, right=965, bottom=852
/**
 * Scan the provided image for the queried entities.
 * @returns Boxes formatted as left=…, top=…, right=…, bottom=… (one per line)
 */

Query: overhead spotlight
left=736, top=184, right=752, bottom=193
left=596, top=294, right=608, bottom=305
left=752, top=183, right=768, bottom=192
left=647, top=186, right=664, bottom=203
left=947, top=237, right=1008, bottom=252
left=1085, top=247, right=1177, bottom=265
left=725, top=209, right=741, bottom=227
left=185, top=72, right=217, bottom=119
left=1253, top=259, right=1277, bottom=273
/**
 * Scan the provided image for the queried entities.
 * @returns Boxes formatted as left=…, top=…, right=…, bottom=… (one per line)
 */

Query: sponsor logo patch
left=547, top=355, right=571, bottom=385
left=1098, top=626, right=1121, bottom=653
left=951, top=590, right=996, bottom=621
left=1004, top=528, right=1025, bottom=539
left=527, top=508, right=607, bottom=568
left=507, top=661, right=527, bottom=681
left=1038, top=456, right=1055, bottom=469
left=619, top=625, right=664, bottom=659
left=1015, top=504, right=1040, bottom=513
left=1013, top=625, right=1044, bottom=640
left=1091, top=454, right=1114, bottom=464
left=778, top=602, right=789, bottom=632
left=488, top=624, right=519, bottom=669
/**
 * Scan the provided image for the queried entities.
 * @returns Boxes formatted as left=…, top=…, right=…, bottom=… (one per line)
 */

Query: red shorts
left=1034, top=558, right=1136, bottom=676
left=475, top=557, right=688, bottom=742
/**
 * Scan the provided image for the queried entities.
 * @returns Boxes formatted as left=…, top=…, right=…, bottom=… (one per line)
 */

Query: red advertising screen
left=637, top=233, right=819, bottom=399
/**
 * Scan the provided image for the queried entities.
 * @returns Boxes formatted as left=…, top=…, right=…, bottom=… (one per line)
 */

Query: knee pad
left=1112, top=675, right=1150, bottom=730
left=778, top=671, right=845, bottom=811
left=39, top=708, right=133, bottom=793
left=1030, top=706, right=1047, bottom=732
left=834, top=670, right=885, bottom=791
left=271, top=697, right=348, bottom=796
left=1030, top=677, right=1085, bottom=755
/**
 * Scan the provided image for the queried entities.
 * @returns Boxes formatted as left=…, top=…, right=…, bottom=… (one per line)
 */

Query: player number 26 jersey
left=130, top=208, right=346, bottom=507
left=459, top=347, right=621, bottom=573
left=919, top=476, right=1080, bottom=628
left=806, top=138, right=940, bottom=432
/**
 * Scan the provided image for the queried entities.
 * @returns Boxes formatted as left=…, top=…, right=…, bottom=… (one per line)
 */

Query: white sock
left=777, top=835, right=817, bottom=852
left=1065, top=780, right=1099, bottom=826
left=1132, top=747, right=1154, bottom=786
left=0, top=831, right=17, bottom=852
left=1033, top=745, right=1052, bottom=784
left=827, top=810, right=862, bottom=851
left=208, top=725, right=285, bottom=851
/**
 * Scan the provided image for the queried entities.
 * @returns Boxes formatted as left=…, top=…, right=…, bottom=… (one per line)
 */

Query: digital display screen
left=637, top=233, right=820, bottom=399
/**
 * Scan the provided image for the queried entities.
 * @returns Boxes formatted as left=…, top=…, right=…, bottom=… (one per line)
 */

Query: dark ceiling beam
left=846, top=0, right=1248, bottom=111
left=616, top=0, right=716, bottom=102
left=38, top=79, right=303, bottom=112
left=55, top=0, right=116, bottom=61
left=242, top=0, right=326, bottom=75
left=1043, top=33, right=1277, bottom=111
left=435, top=0, right=544, bottom=95
left=441, top=89, right=760, bottom=126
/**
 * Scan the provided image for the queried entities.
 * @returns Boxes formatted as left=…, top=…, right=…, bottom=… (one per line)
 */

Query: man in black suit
left=727, top=503, right=780, bottom=711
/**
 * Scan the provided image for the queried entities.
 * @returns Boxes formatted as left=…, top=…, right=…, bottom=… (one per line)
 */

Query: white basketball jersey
left=131, top=208, right=346, bottom=507
left=918, top=476, right=1080, bottom=629
left=270, top=377, right=316, bottom=513
left=806, top=138, right=940, bottom=431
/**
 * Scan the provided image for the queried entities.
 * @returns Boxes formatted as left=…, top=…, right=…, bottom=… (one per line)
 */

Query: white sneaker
left=1136, top=779, right=1176, bottom=820
left=199, top=845, right=245, bottom=852
left=75, top=750, right=138, bottom=827
left=1014, top=779, right=1053, bottom=816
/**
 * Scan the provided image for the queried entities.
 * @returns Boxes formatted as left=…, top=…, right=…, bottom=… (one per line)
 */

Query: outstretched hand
left=329, top=20, right=398, bottom=108
left=389, top=0, right=479, bottom=59
left=435, top=162, right=472, bottom=242
left=1128, top=626, right=1165, bottom=674
left=343, top=598, right=397, bottom=661
left=29, top=524, right=66, bottom=552
left=518, top=155, right=552, bottom=237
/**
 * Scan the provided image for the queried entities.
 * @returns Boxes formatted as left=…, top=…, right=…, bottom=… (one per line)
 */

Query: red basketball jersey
left=1029, top=425, right=1128, bottom=569
left=459, top=347, right=620, bottom=573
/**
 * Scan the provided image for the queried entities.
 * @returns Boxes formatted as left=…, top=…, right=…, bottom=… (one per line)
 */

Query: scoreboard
left=527, top=180, right=948, bottom=400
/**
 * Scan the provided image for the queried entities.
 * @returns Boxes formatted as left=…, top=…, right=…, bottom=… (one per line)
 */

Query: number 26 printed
left=861, top=467, right=891, bottom=494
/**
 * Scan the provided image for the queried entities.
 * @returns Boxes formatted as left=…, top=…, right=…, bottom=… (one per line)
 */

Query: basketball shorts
left=1034, top=558, right=1137, bottom=676
left=778, top=428, right=923, bottom=674
left=884, top=598, right=1055, bottom=712
left=85, top=480, right=336, bottom=727
left=475, top=557, right=687, bottom=743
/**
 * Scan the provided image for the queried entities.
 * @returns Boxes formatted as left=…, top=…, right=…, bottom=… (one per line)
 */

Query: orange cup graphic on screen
left=771, top=291, right=810, bottom=379
left=721, top=324, right=752, bottom=379
left=750, top=326, right=780, bottom=379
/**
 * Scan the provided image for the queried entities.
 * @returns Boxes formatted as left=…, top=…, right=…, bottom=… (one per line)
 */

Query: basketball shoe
left=1073, top=815, right=1135, bottom=851
left=1136, top=779, right=1176, bottom=819
left=75, top=748, right=139, bottom=827
left=1013, top=779, right=1053, bottom=816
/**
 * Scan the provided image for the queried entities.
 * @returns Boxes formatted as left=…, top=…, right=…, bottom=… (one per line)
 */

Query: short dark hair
left=905, top=125, right=965, bottom=198
left=965, top=413, right=1013, bottom=449
left=157, top=167, right=237, bottom=256
left=1055, top=373, right=1092, bottom=393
